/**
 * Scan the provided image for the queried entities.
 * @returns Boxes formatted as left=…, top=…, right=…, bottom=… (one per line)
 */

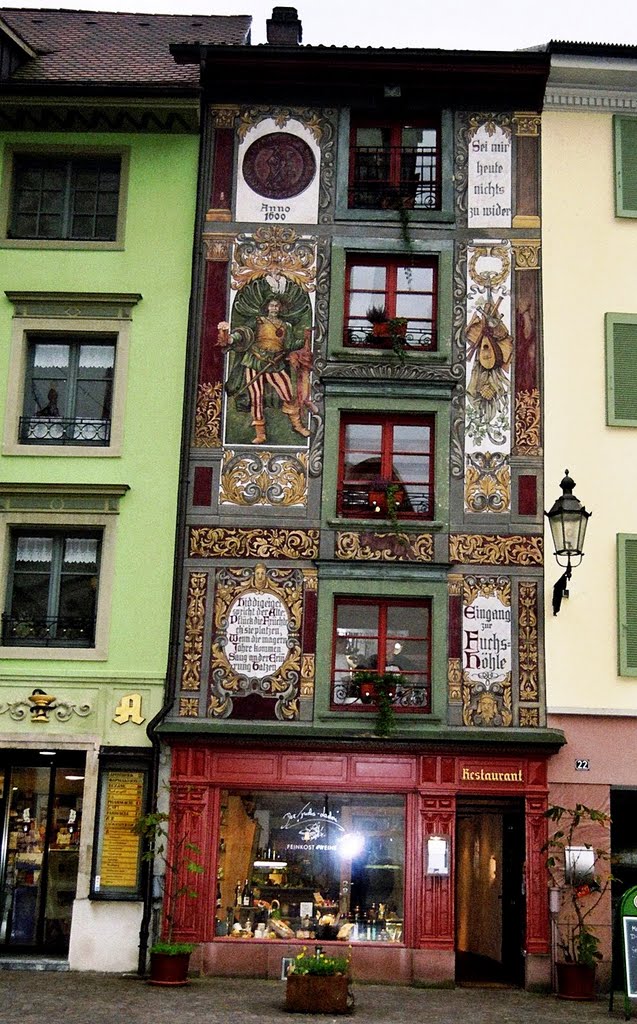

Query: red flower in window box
left=368, top=479, right=406, bottom=518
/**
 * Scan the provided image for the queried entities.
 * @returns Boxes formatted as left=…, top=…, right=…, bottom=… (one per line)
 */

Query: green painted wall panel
left=0, top=130, right=198, bottom=678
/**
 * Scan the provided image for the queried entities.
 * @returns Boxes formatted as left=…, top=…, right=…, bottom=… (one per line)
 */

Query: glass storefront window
left=0, top=760, right=84, bottom=952
left=216, top=790, right=404, bottom=943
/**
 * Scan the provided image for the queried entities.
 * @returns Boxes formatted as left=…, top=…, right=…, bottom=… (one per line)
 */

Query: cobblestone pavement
left=0, top=972, right=632, bottom=1024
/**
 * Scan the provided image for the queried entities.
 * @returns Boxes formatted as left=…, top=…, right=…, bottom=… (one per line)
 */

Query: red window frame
left=337, top=413, right=435, bottom=520
left=348, top=118, right=441, bottom=210
left=331, top=596, right=432, bottom=713
left=344, top=254, right=437, bottom=351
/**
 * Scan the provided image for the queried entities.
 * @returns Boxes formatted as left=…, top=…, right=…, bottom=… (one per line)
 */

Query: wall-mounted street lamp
left=545, top=470, right=591, bottom=615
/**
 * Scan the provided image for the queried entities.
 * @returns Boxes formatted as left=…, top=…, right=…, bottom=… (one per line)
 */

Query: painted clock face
left=242, top=132, right=316, bottom=200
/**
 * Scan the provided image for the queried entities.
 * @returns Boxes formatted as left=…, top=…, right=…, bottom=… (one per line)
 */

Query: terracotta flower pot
left=555, top=961, right=596, bottom=1000
left=285, top=973, right=350, bottom=1014
left=148, top=951, right=191, bottom=986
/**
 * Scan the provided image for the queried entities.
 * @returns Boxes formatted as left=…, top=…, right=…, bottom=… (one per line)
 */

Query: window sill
left=335, top=207, right=454, bottom=224
left=332, top=349, right=448, bottom=363
left=0, top=644, right=106, bottom=661
left=328, top=517, right=444, bottom=532
left=0, top=238, right=124, bottom=251
left=3, top=442, right=121, bottom=458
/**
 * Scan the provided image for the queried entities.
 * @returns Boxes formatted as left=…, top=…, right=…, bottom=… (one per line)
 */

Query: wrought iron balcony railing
left=2, top=613, right=96, bottom=647
left=349, top=145, right=438, bottom=210
left=338, top=483, right=433, bottom=519
left=333, top=677, right=429, bottom=708
left=19, top=416, right=111, bottom=445
left=344, top=325, right=434, bottom=350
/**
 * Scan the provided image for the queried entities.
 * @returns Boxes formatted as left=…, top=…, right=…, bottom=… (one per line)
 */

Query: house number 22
left=575, top=759, right=590, bottom=771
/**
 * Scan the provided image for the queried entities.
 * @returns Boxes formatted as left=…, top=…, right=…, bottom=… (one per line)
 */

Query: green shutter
left=618, top=534, right=637, bottom=675
left=614, top=116, right=637, bottom=217
left=605, top=313, right=637, bottom=425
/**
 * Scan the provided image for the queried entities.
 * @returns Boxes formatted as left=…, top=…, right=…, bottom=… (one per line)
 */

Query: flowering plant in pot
left=135, top=802, right=203, bottom=985
left=367, top=478, right=406, bottom=525
left=543, top=802, right=612, bottom=1000
left=353, top=670, right=405, bottom=737
left=285, top=947, right=352, bottom=1014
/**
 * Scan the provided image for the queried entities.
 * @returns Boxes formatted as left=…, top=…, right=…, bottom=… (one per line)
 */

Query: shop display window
left=216, top=790, right=405, bottom=943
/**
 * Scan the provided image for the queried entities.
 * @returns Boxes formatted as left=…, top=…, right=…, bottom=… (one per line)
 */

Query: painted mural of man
left=218, top=282, right=313, bottom=445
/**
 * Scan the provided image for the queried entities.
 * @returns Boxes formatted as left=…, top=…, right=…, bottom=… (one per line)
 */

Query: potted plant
left=353, top=670, right=405, bottom=737
left=285, top=946, right=352, bottom=1014
left=543, top=802, right=612, bottom=1000
left=367, top=478, right=406, bottom=524
left=387, top=316, right=409, bottom=359
left=365, top=304, right=390, bottom=341
left=135, top=802, right=203, bottom=986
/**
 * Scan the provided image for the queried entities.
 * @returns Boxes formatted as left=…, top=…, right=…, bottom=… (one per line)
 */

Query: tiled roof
left=0, top=7, right=251, bottom=87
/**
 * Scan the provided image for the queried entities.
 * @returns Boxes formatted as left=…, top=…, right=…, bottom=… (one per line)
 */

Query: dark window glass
left=2, top=531, right=101, bottom=647
left=332, top=598, right=431, bottom=711
left=349, top=121, right=440, bottom=210
left=217, top=790, right=405, bottom=942
left=345, top=255, right=437, bottom=351
left=20, top=334, right=115, bottom=446
left=9, top=156, right=121, bottom=241
left=338, top=414, right=434, bottom=519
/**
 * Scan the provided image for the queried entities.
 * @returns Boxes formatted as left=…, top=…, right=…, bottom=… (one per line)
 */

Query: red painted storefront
left=166, top=742, right=551, bottom=987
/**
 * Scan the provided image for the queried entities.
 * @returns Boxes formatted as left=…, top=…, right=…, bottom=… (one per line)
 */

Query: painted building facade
left=160, top=16, right=561, bottom=988
left=0, top=8, right=250, bottom=971
left=543, top=43, right=637, bottom=989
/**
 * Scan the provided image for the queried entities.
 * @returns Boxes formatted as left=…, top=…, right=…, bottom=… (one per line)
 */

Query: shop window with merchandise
left=215, top=790, right=404, bottom=943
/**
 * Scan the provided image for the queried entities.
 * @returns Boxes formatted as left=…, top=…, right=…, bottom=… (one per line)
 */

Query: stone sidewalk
left=0, top=972, right=632, bottom=1024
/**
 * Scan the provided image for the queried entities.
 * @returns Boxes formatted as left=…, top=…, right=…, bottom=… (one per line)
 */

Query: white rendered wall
left=542, top=109, right=637, bottom=715
left=68, top=899, right=143, bottom=972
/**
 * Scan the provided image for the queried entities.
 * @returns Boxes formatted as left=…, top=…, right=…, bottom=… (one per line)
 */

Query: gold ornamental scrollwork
left=448, top=658, right=462, bottom=702
left=237, top=106, right=325, bottom=144
left=467, top=115, right=512, bottom=139
left=194, top=382, right=222, bottom=448
left=462, top=574, right=511, bottom=608
left=514, top=389, right=541, bottom=455
left=190, top=526, right=319, bottom=560
left=179, top=697, right=200, bottom=717
left=211, top=105, right=240, bottom=130
left=450, top=534, right=543, bottom=566
left=180, top=572, right=207, bottom=692
left=203, top=235, right=234, bottom=262
left=302, top=568, right=318, bottom=590
left=335, top=531, right=433, bottom=562
left=467, top=243, right=511, bottom=289
left=231, top=226, right=317, bottom=292
left=513, top=113, right=541, bottom=137
left=465, top=452, right=511, bottom=514
left=462, top=674, right=513, bottom=727
left=512, top=239, right=541, bottom=271
left=220, top=450, right=308, bottom=507
left=448, top=574, right=464, bottom=597
left=301, top=654, right=315, bottom=698
left=519, top=707, right=540, bottom=727
left=519, top=582, right=539, bottom=701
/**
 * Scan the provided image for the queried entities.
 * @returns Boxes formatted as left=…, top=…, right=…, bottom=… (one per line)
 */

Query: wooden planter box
left=555, top=961, right=596, bottom=1000
left=285, top=973, right=350, bottom=1014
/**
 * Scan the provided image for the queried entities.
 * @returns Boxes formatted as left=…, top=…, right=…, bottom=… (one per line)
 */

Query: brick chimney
left=266, top=7, right=302, bottom=46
